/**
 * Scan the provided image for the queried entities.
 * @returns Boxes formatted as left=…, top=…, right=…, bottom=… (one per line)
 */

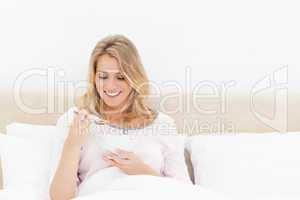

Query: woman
left=50, top=35, right=191, bottom=200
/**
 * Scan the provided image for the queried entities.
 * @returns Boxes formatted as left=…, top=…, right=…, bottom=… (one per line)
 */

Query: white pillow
left=6, top=122, right=67, bottom=141
left=0, top=134, right=51, bottom=191
left=188, top=133, right=300, bottom=198
left=0, top=185, right=48, bottom=200
left=3, top=123, right=68, bottom=195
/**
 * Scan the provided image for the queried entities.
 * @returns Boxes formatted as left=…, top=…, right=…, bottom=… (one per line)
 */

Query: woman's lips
left=104, top=91, right=122, bottom=97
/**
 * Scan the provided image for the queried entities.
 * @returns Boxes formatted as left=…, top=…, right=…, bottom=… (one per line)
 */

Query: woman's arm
left=50, top=109, right=90, bottom=200
left=49, top=141, right=81, bottom=200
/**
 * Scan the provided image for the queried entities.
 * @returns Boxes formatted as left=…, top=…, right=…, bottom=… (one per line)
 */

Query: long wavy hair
left=76, top=34, right=157, bottom=128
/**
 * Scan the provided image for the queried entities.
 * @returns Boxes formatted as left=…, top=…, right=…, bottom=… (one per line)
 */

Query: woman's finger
left=102, top=153, right=114, bottom=160
left=102, top=154, right=118, bottom=168
left=105, top=151, right=119, bottom=157
left=78, top=108, right=88, bottom=115
left=115, top=148, right=134, bottom=159
left=115, top=148, right=131, bottom=154
left=106, top=159, right=116, bottom=167
left=102, top=154, right=113, bottom=161
left=102, top=156, right=122, bottom=168
left=111, top=155, right=130, bottom=165
left=102, top=151, right=120, bottom=160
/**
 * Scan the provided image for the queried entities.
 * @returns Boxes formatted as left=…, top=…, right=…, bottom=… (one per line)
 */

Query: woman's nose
left=104, top=78, right=118, bottom=91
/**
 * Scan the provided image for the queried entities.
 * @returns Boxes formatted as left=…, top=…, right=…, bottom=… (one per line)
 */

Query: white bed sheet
left=1, top=174, right=298, bottom=200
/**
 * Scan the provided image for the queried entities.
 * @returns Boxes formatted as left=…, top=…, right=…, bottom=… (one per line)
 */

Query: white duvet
left=72, top=171, right=300, bottom=200
left=0, top=171, right=298, bottom=200
left=73, top=171, right=228, bottom=200
left=0, top=170, right=228, bottom=200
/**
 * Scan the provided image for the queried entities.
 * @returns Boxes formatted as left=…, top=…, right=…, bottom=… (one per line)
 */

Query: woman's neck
left=106, top=113, right=124, bottom=122
left=105, top=112, right=148, bottom=129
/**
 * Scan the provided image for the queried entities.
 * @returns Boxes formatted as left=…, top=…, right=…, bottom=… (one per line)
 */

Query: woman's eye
left=98, top=76, right=107, bottom=79
left=117, top=76, right=125, bottom=80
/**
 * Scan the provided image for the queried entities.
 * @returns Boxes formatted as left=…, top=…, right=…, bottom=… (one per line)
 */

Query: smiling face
left=95, top=54, right=133, bottom=113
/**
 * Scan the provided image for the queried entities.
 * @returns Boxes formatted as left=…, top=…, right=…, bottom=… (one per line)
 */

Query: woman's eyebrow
left=97, top=70, right=122, bottom=75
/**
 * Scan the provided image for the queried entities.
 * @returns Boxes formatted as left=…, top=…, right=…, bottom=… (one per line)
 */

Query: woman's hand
left=102, top=148, right=160, bottom=176
left=64, top=109, right=90, bottom=148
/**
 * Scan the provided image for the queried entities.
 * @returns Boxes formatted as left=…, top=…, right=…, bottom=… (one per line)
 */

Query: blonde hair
left=76, top=34, right=157, bottom=128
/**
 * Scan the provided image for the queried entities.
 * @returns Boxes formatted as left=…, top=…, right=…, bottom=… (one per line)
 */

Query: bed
left=1, top=90, right=300, bottom=199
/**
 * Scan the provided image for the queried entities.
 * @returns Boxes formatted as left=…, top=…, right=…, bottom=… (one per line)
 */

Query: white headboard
left=1, top=90, right=300, bottom=134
